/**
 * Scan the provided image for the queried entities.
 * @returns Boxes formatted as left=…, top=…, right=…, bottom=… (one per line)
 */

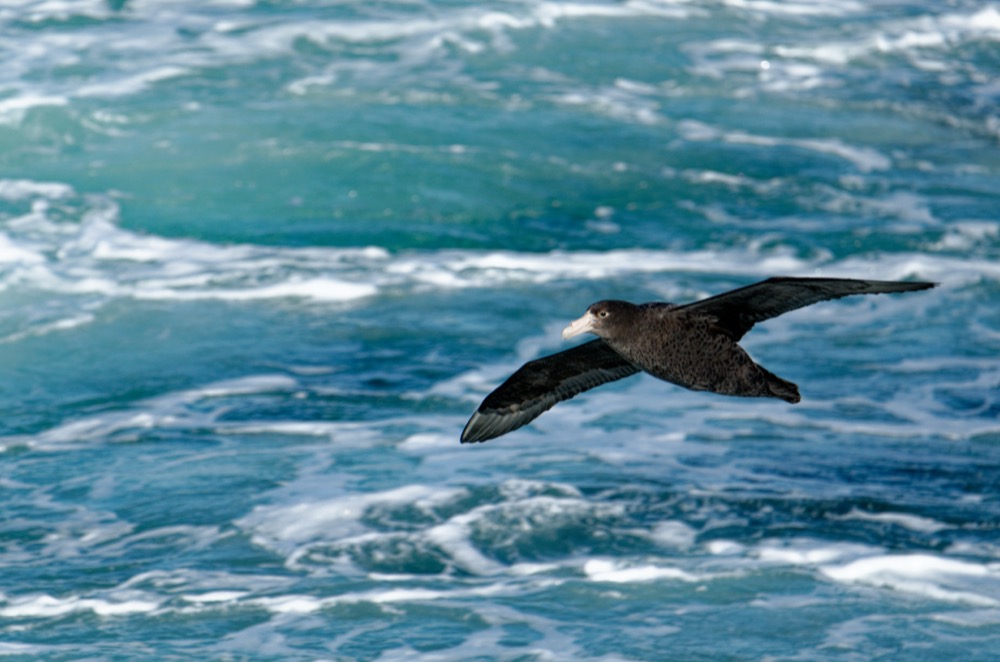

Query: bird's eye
left=599, top=310, right=608, bottom=318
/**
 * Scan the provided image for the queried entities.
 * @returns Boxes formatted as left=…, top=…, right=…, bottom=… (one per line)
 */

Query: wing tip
left=460, top=410, right=501, bottom=444
left=767, top=276, right=938, bottom=288
left=460, top=413, right=484, bottom=443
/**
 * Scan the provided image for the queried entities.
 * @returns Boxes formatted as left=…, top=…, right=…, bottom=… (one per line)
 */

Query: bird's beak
left=562, top=312, right=596, bottom=340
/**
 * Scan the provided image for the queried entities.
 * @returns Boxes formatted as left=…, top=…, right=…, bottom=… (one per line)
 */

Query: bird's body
left=595, top=302, right=800, bottom=403
left=461, top=277, right=935, bottom=443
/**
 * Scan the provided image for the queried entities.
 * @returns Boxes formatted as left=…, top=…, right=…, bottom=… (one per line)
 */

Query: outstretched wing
left=461, top=339, right=640, bottom=443
left=676, top=277, right=936, bottom=341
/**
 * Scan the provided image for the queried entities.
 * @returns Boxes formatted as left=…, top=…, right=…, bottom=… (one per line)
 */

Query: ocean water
left=1, top=0, right=999, bottom=659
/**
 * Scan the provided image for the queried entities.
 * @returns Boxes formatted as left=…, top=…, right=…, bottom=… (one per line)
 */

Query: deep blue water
left=1, top=0, right=999, bottom=659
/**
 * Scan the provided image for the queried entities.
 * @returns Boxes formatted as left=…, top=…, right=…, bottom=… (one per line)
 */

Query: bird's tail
left=763, top=369, right=800, bottom=403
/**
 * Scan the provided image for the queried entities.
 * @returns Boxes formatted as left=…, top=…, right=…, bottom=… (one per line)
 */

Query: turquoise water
left=1, top=0, right=999, bottom=659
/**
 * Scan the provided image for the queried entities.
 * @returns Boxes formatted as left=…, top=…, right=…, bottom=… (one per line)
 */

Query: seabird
left=461, top=277, right=935, bottom=443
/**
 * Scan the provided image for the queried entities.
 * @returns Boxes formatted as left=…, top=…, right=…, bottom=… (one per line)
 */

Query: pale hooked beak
left=562, top=311, right=596, bottom=339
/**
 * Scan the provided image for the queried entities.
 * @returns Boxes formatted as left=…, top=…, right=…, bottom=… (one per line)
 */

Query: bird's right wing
left=461, top=339, right=640, bottom=443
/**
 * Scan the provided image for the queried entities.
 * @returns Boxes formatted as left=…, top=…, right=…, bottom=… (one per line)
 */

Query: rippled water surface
left=1, top=1, right=999, bottom=660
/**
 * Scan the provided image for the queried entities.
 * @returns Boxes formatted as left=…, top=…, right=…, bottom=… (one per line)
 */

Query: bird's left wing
left=461, top=339, right=640, bottom=443
left=675, top=277, right=936, bottom=341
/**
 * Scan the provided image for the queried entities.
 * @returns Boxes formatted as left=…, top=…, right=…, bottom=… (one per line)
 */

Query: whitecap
left=0, top=313, right=96, bottom=344
left=251, top=582, right=511, bottom=616
left=386, top=245, right=814, bottom=290
left=0, top=95, right=69, bottom=124
left=5, top=180, right=975, bottom=321
left=706, top=540, right=746, bottom=556
left=583, top=559, right=703, bottom=583
left=648, top=520, right=698, bottom=549
left=927, top=221, right=1000, bottom=252
left=180, top=590, right=249, bottom=604
left=121, top=567, right=294, bottom=606
left=0, top=592, right=159, bottom=618
left=240, top=484, right=467, bottom=550
left=721, top=0, right=864, bottom=17
left=0, top=0, right=700, bottom=129
left=0, top=641, right=46, bottom=655
left=754, top=540, right=878, bottom=566
left=772, top=6, right=1000, bottom=68
left=0, top=178, right=74, bottom=201
left=75, top=65, right=190, bottom=98
left=931, top=609, right=1000, bottom=628
left=725, top=133, right=891, bottom=172
left=239, top=477, right=629, bottom=581
left=677, top=120, right=891, bottom=172
left=819, top=554, right=1000, bottom=607
left=0, top=231, right=47, bottom=267
left=399, top=432, right=454, bottom=449
left=551, top=80, right=663, bottom=125
left=1, top=192, right=385, bottom=305
left=837, top=508, right=950, bottom=534
left=1, top=374, right=300, bottom=449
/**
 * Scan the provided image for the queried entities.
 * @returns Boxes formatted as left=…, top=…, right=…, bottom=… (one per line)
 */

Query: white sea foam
left=721, top=0, right=864, bottom=17
left=0, top=0, right=694, bottom=125
left=242, top=484, right=465, bottom=551
left=707, top=540, right=746, bottom=556
left=0, top=642, right=46, bottom=655
left=552, top=79, right=664, bottom=125
left=727, top=541, right=1000, bottom=610
left=239, top=477, right=628, bottom=582
left=181, top=590, right=249, bottom=604
left=928, top=221, right=1000, bottom=251
left=649, top=520, right=698, bottom=549
left=122, top=567, right=294, bottom=603
left=424, top=514, right=509, bottom=576
left=223, top=421, right=377, bottom=441
left=0, top=178, right=869, bottom=313
left=0, top=501, right=135, bottom=565
left=0, top=563, right=294, bottom=620
left=838, top=508, right=949, bottom=534
left=386, top=245, right=814, bottom=290
left=749, top=350, right=1000, bottom=443
left=584, top=559, right=703, bottom=583
left=0, top=0, right=112, bottom=23
left=1, top=374, right=300, bottom=450
left=0, top=313, right=96, bottom=344
left=931, top=609, right=1000, bottom=628
left=0, top=179, right=74, bottom=201
left=251, top=583, right=513, bottom=616
left=819, top=554, right=1000, bottom=607
left=754, top=540, right=879, bottom=566
left=0, top=94, right=69, bottom=123
left=5, top=178, right=985, bottom=326
left=0, top=592, right=159, bottom=618
left=679, top=121, right=891, bottom=172
left=0, top=187, right=385, bottom=305
left=399, top=432, right=455, bottom=449
left=770, top=6, right=1000, bottom=68
left=685, top=4, right=1000, bottom=107
left=75, top=65, right=190, bottom=98
left=0, top=232, right=46, bottom=267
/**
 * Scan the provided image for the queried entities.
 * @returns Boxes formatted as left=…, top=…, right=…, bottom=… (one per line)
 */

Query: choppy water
left=1, top=0, right=999, bottom=659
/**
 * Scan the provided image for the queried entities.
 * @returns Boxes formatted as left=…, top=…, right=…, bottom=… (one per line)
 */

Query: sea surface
left=1, top=1, right=999, bottom=660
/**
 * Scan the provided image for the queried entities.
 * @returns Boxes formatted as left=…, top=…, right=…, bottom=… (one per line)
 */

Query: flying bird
left=461, top=277, right=935, bottom=443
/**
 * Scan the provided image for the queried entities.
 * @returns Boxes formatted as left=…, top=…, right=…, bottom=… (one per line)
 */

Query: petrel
left=461, top=277, right=935, bottom=443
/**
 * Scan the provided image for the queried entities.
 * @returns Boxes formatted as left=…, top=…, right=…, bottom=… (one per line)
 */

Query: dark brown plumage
left=461, top=276, right=935, bottom=443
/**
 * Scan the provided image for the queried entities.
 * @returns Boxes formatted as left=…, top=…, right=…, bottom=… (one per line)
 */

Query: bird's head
left=562, top=300, right=638, bottom=341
